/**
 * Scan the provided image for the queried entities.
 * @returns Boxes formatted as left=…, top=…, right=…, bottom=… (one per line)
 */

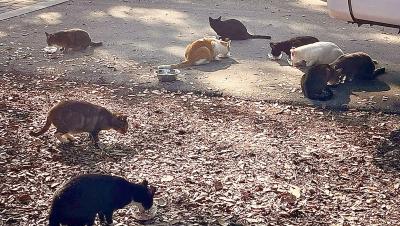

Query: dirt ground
left=1, top=68, right=400, bottom=226
left=1, top=0, right=400, bottom=226
left=0, top=0, right=399, bottom=112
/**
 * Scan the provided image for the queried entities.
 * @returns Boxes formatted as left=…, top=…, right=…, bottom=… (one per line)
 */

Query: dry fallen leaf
left=289, top=186, right=301, bottom=199
left=161, top=175, right=174, bottom=182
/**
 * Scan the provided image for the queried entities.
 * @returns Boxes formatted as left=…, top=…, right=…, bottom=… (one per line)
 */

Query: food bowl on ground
left=132, top=204, right=158, bottom=221
left=268, top=53, right=283, bottom=60
left=204, top=35, right=218, bottom=39
left=43, top=46, right=58, bottom=54
left=155, top=197, right=167, bottom=207
left=156, top=68, right=180, bottom=82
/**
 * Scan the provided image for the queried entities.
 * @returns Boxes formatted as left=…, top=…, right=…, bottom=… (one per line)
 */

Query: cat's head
left=312, top=64, right=339, bottom=84
left=329, top=66, right=345, bottom=84
left=269, top=42, right=282, bottom=57
left=133, top=179, right=157, bottom=210
left=45, top=32, right=57, bottom=46
left=217, top=39, right=231, bottom=57
left=290, top=47, right=304, bottom=66
left=209, top=16, right=222, bottom=26
left=111, top=114, right=129, bottom=134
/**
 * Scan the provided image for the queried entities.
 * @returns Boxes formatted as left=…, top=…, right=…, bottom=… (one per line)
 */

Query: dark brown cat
left=209, top=16, right=271, bottom=40
left=269, top=36, right=319, bottom=58
left=330, top=52, right=385, bottom=81
left=29, top=100, right=130, bottom=147
left=45, top=29, right=102, bottom=52
left=301, top=64, right=340, bottom=101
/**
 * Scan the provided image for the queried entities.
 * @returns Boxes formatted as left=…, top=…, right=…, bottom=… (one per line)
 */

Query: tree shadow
left=331, top=79, right=390, bottom=105
left=373, top=129, right=400, bottom=172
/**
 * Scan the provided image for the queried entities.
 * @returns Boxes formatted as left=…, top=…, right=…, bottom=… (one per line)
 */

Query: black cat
left=330, top=52, right=385, bottom=81
left=209, top=16, right=271, bottom=40
left=49, top=174, right=156, bottom=226
left=301, top=64, right=340, bottom=101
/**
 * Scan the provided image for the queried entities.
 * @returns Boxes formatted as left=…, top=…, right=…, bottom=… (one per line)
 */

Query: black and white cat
left=269, top=36, right=319, bottom=59
left=49, top=174, right=156, bottom=226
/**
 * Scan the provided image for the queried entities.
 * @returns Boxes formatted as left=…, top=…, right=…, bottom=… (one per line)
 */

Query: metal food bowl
left=43, top=46, right=58, bottom=54
left=156, top=68, right=180, bottom=82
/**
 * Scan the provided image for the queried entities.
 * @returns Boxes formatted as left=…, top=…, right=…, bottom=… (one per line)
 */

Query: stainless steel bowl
left=156, top=68, right=180, bottom=82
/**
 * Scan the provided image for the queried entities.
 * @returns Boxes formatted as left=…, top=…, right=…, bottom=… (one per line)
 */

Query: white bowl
left=204, top=35, right=217, bottom=39
left=132, top=205, right=157, bottom=221
left=43, top=46, right=58, bottom=54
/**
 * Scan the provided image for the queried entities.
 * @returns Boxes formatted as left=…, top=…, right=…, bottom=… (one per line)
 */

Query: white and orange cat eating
left=159, top=37, right=231, bottom=69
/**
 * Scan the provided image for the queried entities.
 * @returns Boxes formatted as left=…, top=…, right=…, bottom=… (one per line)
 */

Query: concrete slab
left=0, top=0, right=398, bottom=113
left=0, top=0, right=68, bottom=21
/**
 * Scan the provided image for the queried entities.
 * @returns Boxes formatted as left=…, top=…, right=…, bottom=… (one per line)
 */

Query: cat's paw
left=63, top=134, right=76, bottom=142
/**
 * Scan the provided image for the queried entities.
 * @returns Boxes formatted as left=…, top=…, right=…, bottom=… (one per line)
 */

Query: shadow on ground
left=328, top=78, right=391, bottom=106
left=374, top=129, right=400, bottom=172
left=49, top=138, right=139, bottom=167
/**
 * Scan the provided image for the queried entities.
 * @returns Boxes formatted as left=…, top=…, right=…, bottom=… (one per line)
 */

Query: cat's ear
left=217, top=16, right=221, bottom=21
left=45, top=32, right=50, bottom=37
left=269, top=42, right=275, bottom=47
left=149, top=186, right=157, bottom=196
left=141, top=179, right=149, bottom=187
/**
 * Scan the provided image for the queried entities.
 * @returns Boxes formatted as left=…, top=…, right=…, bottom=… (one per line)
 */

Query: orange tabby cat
left=159, top=37, right=231, bottom=69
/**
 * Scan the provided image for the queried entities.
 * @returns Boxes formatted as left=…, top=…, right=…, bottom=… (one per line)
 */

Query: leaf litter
left=0, top=69, right=400, bottom=226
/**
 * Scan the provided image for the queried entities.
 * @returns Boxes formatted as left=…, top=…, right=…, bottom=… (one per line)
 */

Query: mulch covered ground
left=1, top=69, right=399, bottom=226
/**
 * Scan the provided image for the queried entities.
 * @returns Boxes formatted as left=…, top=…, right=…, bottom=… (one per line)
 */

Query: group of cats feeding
left=32, top=16, right=385, bottom=226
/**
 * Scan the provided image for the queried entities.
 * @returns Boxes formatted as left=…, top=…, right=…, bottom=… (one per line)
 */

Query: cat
left=49, top=174, right=156, bottom=226
left=29, top=100, right=131, bottom=147
left=269, top=36, right=319, bottom=58
left=45, top=29, right=102, bottom=52
left=290, top=41, right=344, bottom=67
left=209, top=16, right=271, bottom=40
left=158, top=37, right=231, bottom=69
left=330, top=52, right=385, bottom=81
left=301, top=64, right=341, bottom=101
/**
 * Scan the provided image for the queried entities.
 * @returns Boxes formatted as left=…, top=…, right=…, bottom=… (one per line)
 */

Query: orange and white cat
left=159, top=37, right=231, bottom=69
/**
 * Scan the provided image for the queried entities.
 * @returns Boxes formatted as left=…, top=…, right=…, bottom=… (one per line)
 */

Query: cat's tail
left=90, top=41, right=103, bottom=47
left=249, top=34, right=271, bottom=39
left=29, top=116, right=51, bottom=137
left=158, top=60, right=191, bottom=69
left=373, top=67, right=386, bottom=77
